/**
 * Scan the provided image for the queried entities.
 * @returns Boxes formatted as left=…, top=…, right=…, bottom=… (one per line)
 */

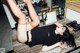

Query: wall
left=67, top=8, right=80, bottom=24
left=46, top=11, right=57, bottom=25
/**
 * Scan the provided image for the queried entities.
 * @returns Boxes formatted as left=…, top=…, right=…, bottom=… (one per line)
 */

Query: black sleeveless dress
left=25, top=24, right=60, bottom=47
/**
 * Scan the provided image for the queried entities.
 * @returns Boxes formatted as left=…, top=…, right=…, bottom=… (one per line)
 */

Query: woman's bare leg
left=7, top=0, right=40, bottom=43
left=7, top=0, right=27, bottom=43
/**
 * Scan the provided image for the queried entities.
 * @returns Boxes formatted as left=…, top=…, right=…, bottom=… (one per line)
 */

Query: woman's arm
left=23, top=0, right=40, bottom=31
left=42, top=42, right=64, bottom=51
left=7, top=0, right=26, bottom=19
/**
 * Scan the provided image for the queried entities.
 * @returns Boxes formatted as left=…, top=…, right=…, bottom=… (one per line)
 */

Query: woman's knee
left=17, top=37, right=27, bottom=43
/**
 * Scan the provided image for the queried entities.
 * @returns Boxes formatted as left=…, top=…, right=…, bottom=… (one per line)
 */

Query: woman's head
left=59, top=26, right=76, bottom=48
left=55, top=24, right=66, bottom=35
left=54, top=24, right=76, bottom=47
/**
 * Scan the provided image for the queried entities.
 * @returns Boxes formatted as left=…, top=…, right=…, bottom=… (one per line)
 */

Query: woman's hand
left=57, top=42, right=65, bottom=48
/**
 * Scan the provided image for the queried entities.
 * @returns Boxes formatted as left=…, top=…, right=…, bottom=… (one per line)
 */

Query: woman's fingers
left=58, top=42, right=64, bottom=48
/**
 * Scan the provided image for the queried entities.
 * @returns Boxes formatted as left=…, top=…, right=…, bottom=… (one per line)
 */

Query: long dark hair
left=60, top=26, right=76, bottom=48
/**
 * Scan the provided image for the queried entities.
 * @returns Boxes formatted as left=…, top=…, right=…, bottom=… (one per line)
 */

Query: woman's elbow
left=42, top=46, right=48, bottom=52
left=42, top=48, right=46, bottom=52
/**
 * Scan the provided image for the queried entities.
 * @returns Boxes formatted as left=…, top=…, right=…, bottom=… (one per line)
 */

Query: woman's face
left=56, top=26, right=66, bottom=35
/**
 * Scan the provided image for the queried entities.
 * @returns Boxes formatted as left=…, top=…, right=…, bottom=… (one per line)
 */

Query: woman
left=7, top=0, right=40, bottom=43
left=7, top=0, right=76, bottom=52
left=25, top=23, right=76, bottom=51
